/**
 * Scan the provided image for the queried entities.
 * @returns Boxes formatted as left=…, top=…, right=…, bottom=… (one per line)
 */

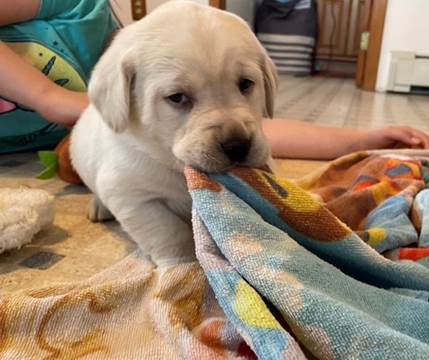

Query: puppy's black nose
left=221, top=138, right=251, bottom=163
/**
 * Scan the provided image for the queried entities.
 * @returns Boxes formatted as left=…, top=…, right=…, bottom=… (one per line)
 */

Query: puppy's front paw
left=88, top=196, right=114, bottom=222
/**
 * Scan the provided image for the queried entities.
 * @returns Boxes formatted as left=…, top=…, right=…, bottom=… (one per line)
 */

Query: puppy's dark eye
left=239, top=78, right=254, bottom=94
left=167, top=93, right=191, bottom=107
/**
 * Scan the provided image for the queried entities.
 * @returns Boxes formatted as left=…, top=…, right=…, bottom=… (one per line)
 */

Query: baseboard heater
left=387, top=51, right=429, bottom=94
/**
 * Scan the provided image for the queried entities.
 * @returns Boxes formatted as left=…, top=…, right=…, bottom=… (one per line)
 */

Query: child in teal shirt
left=0, top=0, right=118, bottom=153
left=1, top=0, right=428, bottom=158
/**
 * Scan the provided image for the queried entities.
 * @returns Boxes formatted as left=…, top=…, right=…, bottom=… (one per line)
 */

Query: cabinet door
left=316, top=0, right=351, bottom=59
left=346, top=0, right=371, bottom=57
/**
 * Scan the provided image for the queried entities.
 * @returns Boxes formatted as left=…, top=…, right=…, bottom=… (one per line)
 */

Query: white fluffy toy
left=0, top=188, right=54, bottom=254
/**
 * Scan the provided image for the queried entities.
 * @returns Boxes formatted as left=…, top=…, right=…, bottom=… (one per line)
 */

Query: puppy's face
left=89, top=1, right=277, bottom=172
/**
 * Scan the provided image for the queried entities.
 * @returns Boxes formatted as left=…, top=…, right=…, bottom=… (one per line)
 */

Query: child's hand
left=364, top=126, right=429, bottom=150
left=38, top=86, right=89, bottom=128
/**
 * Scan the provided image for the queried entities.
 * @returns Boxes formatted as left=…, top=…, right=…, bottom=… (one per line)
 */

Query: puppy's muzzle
left=221, top=137, right=251, bottom=163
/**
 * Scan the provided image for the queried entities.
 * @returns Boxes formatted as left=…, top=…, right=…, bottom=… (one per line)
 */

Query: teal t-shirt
left=0, top=0, right=118, bottom=153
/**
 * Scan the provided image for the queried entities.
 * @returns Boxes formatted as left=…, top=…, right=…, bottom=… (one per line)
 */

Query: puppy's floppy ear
left=88, top=46, right=135, bottom=133
left=262, top=54, right=278, bottom=118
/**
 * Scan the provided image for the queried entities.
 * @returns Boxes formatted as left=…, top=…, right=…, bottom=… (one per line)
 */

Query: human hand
left=37, top=86, right=89, bottom=128
left=364, top=126, right=429, bottom=150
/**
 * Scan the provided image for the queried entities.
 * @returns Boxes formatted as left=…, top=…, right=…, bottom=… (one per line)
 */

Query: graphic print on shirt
left=0, top=41, right=86, bottom=115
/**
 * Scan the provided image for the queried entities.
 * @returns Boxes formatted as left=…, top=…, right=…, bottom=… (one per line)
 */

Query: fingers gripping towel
left=186, top=150, right=429, bottom=360
left=0, top=188, right=54, bottom=253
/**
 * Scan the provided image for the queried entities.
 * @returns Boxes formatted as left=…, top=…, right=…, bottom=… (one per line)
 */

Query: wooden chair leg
left=131, top=0, right=146, bottom=20
left=209, top=0, right=226, bottom=9
left=131, top=0, right=225, bottom=21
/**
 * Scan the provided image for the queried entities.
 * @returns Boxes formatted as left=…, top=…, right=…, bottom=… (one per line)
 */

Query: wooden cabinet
left=315, top=0, right=371, bottom=61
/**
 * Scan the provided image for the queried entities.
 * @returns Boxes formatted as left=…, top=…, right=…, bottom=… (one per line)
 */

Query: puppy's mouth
left=176, top=137, right=269, bottom=173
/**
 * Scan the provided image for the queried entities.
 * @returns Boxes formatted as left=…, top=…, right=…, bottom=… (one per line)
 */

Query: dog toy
left=37, top=135, right=82, bottom=184
left=0, top=188, right=54, bottom=253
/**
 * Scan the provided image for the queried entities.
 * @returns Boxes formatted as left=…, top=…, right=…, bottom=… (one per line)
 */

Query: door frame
left=355, top=0, right=388, bottom=91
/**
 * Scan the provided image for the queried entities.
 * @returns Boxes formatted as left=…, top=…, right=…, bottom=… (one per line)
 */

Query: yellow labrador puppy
left=71, top=0, right=277, bottom=266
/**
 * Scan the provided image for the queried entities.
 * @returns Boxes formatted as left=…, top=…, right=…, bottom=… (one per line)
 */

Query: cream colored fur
left=71, top=1, right=277, bottom=266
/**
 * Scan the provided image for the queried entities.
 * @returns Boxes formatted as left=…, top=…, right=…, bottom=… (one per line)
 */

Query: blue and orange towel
left=1, top=150, right=429, bottom=359
left=187, top=150, right=429, bottom=359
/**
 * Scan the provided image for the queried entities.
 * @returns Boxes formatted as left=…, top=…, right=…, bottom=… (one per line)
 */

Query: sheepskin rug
left=0, top=188, right=54, bottom=253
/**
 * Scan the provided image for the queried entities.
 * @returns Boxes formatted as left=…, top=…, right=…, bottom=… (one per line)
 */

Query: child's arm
left=263, top=119, right=429, bottom=160
left=0, top=0, right=88, bottom=127
left=0, top=41, right=88, bottom=127
left=0, top=0, right=40, bottom=25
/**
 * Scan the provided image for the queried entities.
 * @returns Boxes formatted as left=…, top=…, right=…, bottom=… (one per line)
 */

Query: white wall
left=147, top=0, right=206, bottom=13
left=112, top=0, right=257, bottom=27
left=226, top=0, right=256, bottom=28
left=376, top=0, right=429, bottom=91
left=147, top=0, right=256, bottom=26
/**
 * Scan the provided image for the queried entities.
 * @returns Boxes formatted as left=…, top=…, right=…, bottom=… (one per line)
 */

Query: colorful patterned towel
left=186, top=150, right=429, bottom=360
left=0, top=251, right=256, bottom=359
left=2, top=150, right=429, bottom=359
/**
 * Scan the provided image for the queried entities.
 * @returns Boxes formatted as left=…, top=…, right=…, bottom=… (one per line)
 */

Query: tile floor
left=275, top=75, right=429, bottom=133
left=1, top=75, right=428, bottom=291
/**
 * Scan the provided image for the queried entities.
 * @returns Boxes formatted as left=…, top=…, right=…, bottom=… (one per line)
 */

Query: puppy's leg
left=88, top=195, right=115, bottom=222
left=108, top=198, right=195, bottom=266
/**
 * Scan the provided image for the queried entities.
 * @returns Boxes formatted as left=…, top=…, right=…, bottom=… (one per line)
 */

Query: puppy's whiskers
left=202, top=152, right=223, bottom=165
left=200, top=152, right=234, bottom=172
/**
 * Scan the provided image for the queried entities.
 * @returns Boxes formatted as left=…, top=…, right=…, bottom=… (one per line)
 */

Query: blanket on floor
left=188, top=150, right=429, bottom=359
left=1, top=150, right=429, bottom=359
